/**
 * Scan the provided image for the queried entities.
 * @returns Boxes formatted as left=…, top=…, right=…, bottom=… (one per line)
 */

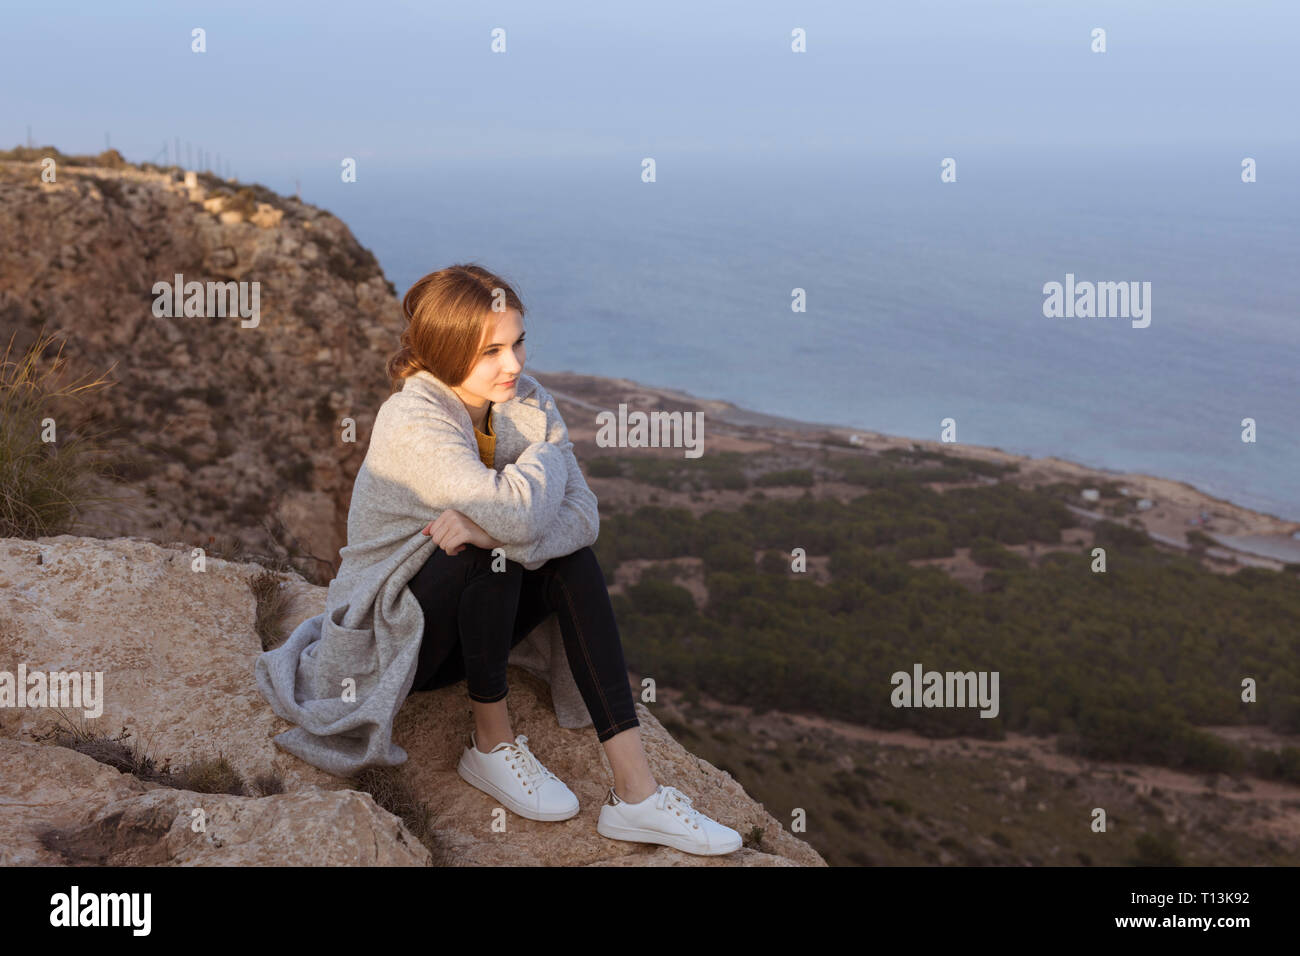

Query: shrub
left=1093, top=519, right=1150, bottom=551
left=587, top=456, right=623, bottom=478
left=969, top=535, right=1030, bottom=570
left=626, top=578, right=697, bottom=618
left=1130, top=830, right=1184, bottom=866
left=0, top=328, right=124, bottom=538
left=224, top=187, right=259, bottom=218
left=756, top=468, right=815, bottom=488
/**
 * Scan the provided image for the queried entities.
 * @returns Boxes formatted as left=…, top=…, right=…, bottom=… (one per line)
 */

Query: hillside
left=0, top=147, right=401, bottom=579
left=3, top=147, right=1297, bottom=867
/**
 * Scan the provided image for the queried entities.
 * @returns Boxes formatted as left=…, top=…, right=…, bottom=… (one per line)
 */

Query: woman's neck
left=468, top=400, right=492, bottom=433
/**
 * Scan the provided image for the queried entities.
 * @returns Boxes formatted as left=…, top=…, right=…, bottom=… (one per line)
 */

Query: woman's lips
left=500, top=378, right=517, bottom=387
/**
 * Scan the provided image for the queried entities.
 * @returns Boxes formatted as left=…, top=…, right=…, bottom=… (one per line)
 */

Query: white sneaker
left=457, top=731, right=580, bottom=822
left=597, top=783, right=743, bottom=855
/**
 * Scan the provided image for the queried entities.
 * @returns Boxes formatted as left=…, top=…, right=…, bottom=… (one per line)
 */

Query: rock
left=0, top=534, right=826, bottom=867
left=0, top=738, right=430, bottom=865
left=0, top=155, right=396, bottom=574
left=251, top=203, right=283, bottom=229
left=204, top=245, right=238, bottom=271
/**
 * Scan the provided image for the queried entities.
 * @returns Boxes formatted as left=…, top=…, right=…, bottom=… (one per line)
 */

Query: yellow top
left=472, top=402, right=495, bottom=469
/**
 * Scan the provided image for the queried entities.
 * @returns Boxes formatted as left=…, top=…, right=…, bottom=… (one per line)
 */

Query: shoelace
left=654, top=785, right=703, bottom=830
left=504, top=735, right=559, bottom=794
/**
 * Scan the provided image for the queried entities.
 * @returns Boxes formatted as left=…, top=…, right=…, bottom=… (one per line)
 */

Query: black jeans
left=404, top=544, right=640, bottom=743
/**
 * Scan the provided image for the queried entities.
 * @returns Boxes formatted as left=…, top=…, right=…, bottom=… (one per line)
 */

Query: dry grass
left=26, top=710, right=262, bottom=795
left=27, top=710, right=176, bottom=785
left=0, top=327, right=130, bottom=539
left=351, top=765, right=461, bottom=865
left=249, top=568, right=294, bottom=651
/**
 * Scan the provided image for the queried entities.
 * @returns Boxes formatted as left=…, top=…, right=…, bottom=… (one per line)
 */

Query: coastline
left=537, top=368, right=1300, bottom=569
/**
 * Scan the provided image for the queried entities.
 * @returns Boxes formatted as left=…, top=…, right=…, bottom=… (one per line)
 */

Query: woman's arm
left=493, top=442, right=599, bottom=568
left=383, top=397, right=569, bottom=545
left=490, top=381, right=599, bottom=568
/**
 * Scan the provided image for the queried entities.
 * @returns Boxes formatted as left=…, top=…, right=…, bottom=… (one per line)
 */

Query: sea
left=306, top=145, right=1299, bottom=523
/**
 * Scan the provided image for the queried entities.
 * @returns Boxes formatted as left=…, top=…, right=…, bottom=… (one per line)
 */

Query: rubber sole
left=457, top=755, right=579, bottom=822
left=596, top=814, right=742, bottom=855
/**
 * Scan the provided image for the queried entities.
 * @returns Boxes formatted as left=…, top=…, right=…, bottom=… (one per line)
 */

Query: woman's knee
left=462, top=545, right=526, bottom=584
left=543, top=546, right=606, bottom=592
left=551, top=545, right=599, bottom=572
left=419, top=545, right=517, bottom=593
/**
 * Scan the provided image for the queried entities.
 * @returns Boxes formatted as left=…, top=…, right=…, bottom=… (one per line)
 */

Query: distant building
left=848, top=434, right=863, bottom=446
left=1081, top=488, right=1100, bottom=503
left=1136, top=499, right=1154, bottom=511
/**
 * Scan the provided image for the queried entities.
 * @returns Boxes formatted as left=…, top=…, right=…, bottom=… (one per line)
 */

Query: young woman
left=386, top=263, right=740, bottom=856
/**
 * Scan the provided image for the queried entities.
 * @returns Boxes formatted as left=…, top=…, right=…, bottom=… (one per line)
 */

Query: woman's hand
left=421, top=509, right=502, bottom=556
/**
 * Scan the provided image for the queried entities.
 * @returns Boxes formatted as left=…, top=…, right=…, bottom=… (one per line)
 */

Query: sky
left=5, top=0, right=1298, bottom=187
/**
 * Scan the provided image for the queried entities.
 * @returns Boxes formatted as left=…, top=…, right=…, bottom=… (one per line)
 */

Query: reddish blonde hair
left=386, top=263, right=527, bottom=392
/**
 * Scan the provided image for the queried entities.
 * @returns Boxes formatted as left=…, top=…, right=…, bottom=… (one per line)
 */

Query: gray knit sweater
left=254, top=370, right=599, bottom=777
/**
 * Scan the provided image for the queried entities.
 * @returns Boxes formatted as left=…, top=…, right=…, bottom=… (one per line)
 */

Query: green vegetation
left=624, top=450, right=749, bottom=491
left=664, top=700, right=1299, bottom=866
left=832, top=446, right=1017, bottom=489
left=969, top=535, right=1031, bottom=570
left=593, top=478, right=1300, bottom=784
left=756, top=468, right=815, bottom=488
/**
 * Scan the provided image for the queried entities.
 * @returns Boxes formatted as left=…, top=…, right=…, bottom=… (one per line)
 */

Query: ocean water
left=317, top=147, right=1299, bottom=522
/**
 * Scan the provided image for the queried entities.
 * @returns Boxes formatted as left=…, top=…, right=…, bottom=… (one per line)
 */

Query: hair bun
left=386, top=346, right=427, bottom=389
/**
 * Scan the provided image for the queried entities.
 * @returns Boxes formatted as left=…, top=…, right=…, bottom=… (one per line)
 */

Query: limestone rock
left=0, top=534, right=826, bottom=866
left=0, top=155, right=400, bottom=578
left=0, top=738, right=430, bottom=866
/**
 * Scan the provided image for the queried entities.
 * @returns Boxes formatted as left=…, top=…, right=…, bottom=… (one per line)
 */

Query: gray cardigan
left=254, top=370, right=600, bottom=777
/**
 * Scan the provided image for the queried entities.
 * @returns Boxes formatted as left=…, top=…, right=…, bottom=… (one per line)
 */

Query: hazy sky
left=6, top=0, right=1298, bottom=185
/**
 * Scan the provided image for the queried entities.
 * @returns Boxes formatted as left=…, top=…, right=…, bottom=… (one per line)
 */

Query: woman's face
left=452, top=307, right=526, bottom=408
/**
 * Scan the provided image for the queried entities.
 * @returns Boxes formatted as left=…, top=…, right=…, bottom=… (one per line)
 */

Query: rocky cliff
left=0, top=148, right=402, bottom=581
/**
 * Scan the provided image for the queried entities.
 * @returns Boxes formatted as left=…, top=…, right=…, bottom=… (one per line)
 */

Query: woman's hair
left=386, top=263, right=527, bottom=393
